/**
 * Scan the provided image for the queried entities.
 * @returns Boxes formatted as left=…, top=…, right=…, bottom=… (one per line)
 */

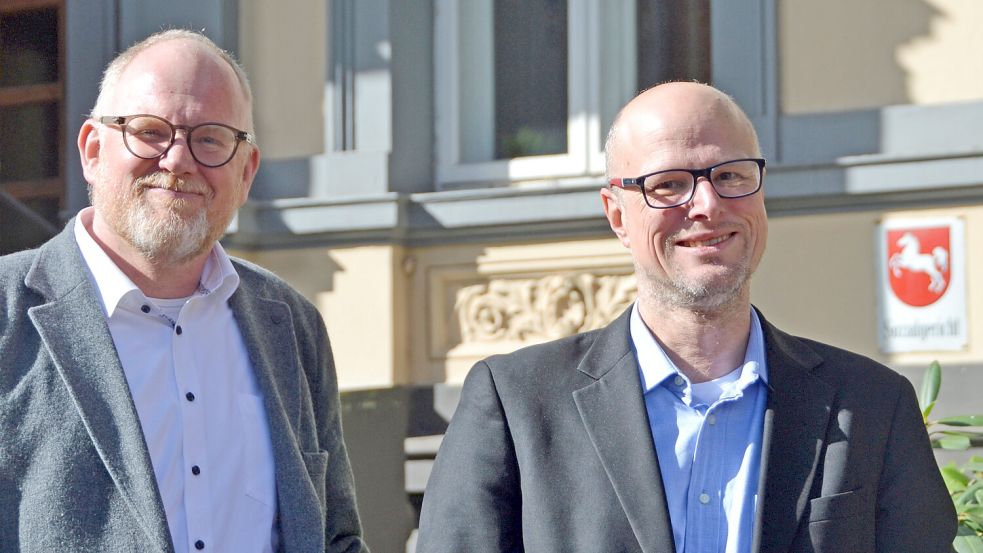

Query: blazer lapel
left=25, top=227, right=173, bottom=552
left=753, top=313, right=834, bottom=553
left=572, top=310, right=677, bottom=553
left=229, top=289, right=322, bottom=553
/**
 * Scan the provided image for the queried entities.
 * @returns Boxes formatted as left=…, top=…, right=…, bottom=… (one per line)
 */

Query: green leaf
left=940, top=435, right=973, bottom=450
left=954, top=533, right=983, bottom=553
left=939, top=416, right=983, bottom=427
left=921, top=361, right=942, bottom=414
left=960, top=513, right=983, bottom=534
left=942, top=431, right=983, bottom=438
left=962, top=505, right=983, bottom=518
left=958, top=525, right=982, bottom=537
left=964, top=519, right=983, bottom=534
left=943, top=464, right=971, bottom=492
left=964, top=480, right=983, bottom=497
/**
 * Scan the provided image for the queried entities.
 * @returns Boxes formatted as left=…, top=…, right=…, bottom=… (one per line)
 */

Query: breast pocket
left=238, top=393, right=278, bottom=508
left=807, top=488, right=875, bottom=552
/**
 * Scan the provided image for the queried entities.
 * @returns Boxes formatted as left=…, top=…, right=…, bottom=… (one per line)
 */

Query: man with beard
left=0, top=30, right=366, bottom=553
left=417, top=83, right=955, bottom=552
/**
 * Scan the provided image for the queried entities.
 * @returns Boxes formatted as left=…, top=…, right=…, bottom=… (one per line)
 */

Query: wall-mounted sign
left=877, top=217, right=967, bottom=353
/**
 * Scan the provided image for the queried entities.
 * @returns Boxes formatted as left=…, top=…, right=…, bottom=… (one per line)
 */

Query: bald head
left=91, top=30, right=254, bottom=132
left=605, top=82, right=760, bottom=180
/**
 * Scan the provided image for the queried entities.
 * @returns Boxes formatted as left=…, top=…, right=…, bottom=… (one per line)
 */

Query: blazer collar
left=753, top=309, right=834, bottom=553
left=24, top=218, right=90, bottom=300
left=228, top=276, right=322, bottom=553
left=25, top=222, right=174, bottom=552
left=573, top=306, right=836, bottom=553
left=572, top=308, right=677, bottom=553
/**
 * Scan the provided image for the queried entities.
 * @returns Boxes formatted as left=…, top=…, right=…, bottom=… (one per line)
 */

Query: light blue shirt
left=630, top=303, right=769, bottom=553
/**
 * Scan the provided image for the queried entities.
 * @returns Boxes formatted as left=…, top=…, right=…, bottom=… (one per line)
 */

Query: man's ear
left=78, top=119, right=101, bottom=184
left=600, top=187, right=631, bottom=249
left=236, top=143, right=261, bottom=207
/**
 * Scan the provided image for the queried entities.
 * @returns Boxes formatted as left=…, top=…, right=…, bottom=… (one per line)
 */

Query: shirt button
left=191, top=465, right=201, bottom=475
left=699, top=493, right=711, bottom=504
left=175, top=325, right=183, bottom=335
left=195, top=540, right=205, bottom=550
left=707, top=414, right=717, bottom=425
left=141, top=304, right=151, bottom=313
left=673, top=375, right=685, bottom=386
left=186, top=392, right=195, bottom=402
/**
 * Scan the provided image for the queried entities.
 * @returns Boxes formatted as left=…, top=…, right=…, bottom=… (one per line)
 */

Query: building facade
left=2, top=1, right=982, bottom=550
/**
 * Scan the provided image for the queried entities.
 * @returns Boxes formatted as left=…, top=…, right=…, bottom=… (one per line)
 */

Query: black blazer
left=417, top=308, right=955, bottom=552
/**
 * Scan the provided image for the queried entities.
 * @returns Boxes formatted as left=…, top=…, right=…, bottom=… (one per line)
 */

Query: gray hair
left=90, top=29, right=254, bottom=131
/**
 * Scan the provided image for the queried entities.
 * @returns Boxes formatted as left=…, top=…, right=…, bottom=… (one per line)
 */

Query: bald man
left=0, top=31, right=366, bottom=552
left=416, top=83, right=955, bottom=553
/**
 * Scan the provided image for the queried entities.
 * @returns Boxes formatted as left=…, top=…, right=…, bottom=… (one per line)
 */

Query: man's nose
left=157, top=130, right=198, bottom=174
left=686, top=178, right=723, bottom=218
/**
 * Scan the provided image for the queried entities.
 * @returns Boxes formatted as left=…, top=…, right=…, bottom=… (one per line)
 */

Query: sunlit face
left=82, top=39, right=258, bottom=265
left=603, top=84, right=768, bottom=312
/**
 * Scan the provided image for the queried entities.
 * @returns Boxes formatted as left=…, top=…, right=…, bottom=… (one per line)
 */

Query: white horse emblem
left=889, top=232, right=949, bottom=294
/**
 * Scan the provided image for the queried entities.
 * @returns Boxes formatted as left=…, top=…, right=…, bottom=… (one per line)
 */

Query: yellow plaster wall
left=779, top=0, right=983, bottom=113
left=231, top=244, right=408, bottom=391
left=238, top=1, right=326, bottom=158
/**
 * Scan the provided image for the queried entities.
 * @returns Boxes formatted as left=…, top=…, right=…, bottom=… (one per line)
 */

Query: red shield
left=886, top=226, right=951, bottom=307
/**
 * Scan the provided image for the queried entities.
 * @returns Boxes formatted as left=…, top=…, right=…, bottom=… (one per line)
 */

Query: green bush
left=920, top=360, right=983, bottom=552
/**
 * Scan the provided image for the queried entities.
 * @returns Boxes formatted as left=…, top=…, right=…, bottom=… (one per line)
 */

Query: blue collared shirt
left=630, top=303, right=769, bottom=553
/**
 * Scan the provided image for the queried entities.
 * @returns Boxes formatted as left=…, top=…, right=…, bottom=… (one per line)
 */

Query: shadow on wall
left=780, top=0, right=938, bottom=114
left=341, top=386, right=452, bottom=553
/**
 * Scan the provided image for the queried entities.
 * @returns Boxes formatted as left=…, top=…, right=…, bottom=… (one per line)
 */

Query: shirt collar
left=73, top=207, right=240, bottom=317
left=630, top=301, right=769, bottom=395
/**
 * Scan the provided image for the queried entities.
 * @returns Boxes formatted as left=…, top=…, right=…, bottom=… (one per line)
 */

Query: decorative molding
left=455, top=272, right=635, bottom=345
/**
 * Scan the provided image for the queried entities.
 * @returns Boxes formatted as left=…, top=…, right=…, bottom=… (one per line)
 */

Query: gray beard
left=122, top=197, right=212, bottom=264
left=637, top=258, right=752, bottom=315
left=91, top=170, right=219, bottom=266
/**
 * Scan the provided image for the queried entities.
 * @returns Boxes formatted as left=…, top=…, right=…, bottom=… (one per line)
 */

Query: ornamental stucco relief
left=455, top=273, right=636, bottom=345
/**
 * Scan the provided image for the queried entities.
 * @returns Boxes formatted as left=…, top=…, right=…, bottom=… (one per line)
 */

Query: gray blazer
left=0, top=223, right=367, bottom=553
left=417, top=307, right=957, bottom=552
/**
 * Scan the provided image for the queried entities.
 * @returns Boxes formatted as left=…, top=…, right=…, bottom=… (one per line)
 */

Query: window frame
left=0, top=0, right=66, bottom=221
left=434, top=0, right=637, bottom=189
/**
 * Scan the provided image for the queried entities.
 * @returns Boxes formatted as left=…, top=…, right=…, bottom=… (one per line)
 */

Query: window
left=0, top=0, right=65, bottom=226
left=435, top=0, right=709, bottom=188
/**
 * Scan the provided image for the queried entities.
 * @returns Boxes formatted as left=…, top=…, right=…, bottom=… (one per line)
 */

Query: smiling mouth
left=152, top=186, right=201, bottom=195
left=142, top=184, right=207, bottom=199
left=137, top=172, right=208, bottom=198
left=679, top=233, right=734, bottom=248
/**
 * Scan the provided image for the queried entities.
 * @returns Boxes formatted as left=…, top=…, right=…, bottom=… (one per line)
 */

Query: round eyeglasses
left=609, top=158, right=766, bottom=209
left=98, top=114, right=255, bottom=168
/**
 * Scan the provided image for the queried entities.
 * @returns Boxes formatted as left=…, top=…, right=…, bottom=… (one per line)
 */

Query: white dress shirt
left=74, top=208, right=278, bottom=553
